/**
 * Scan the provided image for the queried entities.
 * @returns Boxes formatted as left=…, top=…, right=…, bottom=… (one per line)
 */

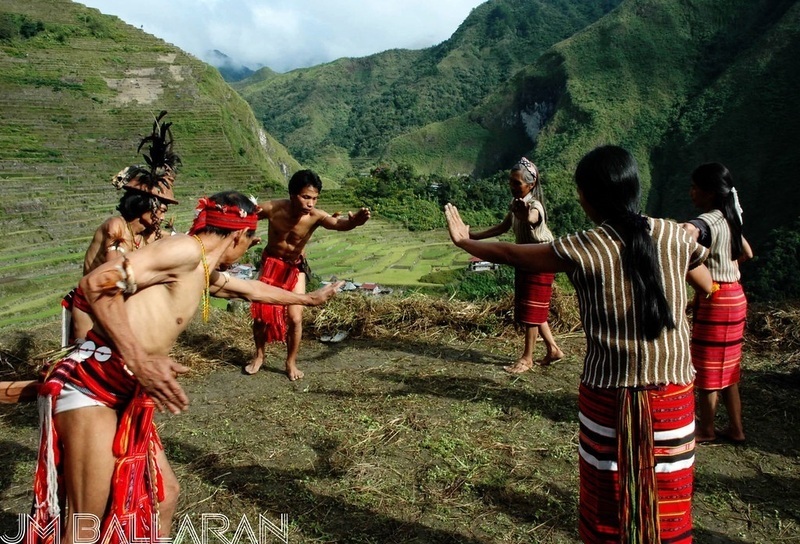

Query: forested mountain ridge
left=234, top=0, right=799, bottom=300
left=384, top=0, right=800, bottom=245
left=234, top=0, right=623, bottom=178
left=1, top=0, right=798, bottom=317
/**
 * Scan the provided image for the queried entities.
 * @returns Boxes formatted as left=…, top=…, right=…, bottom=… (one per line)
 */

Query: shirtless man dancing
left=246, top=169, right=370, bottom=380
left=32, top=191, right=342, bottom=544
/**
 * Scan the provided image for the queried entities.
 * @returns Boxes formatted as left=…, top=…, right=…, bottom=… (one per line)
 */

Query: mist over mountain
left=205, top=49, right=258, bottom=82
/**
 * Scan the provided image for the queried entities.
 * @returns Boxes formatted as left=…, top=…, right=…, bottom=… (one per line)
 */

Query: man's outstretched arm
left=319, top=207, right=371, bottom=231
left=211, top=273, right=343, bottom=305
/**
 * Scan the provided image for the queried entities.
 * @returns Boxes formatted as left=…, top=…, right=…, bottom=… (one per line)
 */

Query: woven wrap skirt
left=691, top=282, right=747, bottom=390
left=578, top=383, right=695, bottom=543
left=514, top=270, right=555, bottom=325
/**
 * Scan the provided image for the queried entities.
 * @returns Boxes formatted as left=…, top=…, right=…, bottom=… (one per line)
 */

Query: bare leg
left=695, top=389, right=718, bottom=442
left=245, top=320, right=268, bottom=374
left=504, top=324, right=538, bottom=374
left=536, top=321, right=564, bottom=366
left=720, top=384, right=746, bottom=442
left=55, top=406, right=118, bottom=544
left=285, top=273, right=306, bottom=381
left=154, top=448, right=180, bottom=536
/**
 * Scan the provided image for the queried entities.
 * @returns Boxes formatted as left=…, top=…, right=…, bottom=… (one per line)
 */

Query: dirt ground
left=0, top=313, right=798, bottom=543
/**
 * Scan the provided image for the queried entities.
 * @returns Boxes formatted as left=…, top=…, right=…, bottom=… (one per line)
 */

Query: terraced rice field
left=307, top=217, right=466, bottom=287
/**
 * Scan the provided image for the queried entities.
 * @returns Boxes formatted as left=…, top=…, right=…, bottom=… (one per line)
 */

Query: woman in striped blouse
left=444, top=145, right=712, bottom=544
left=683, top=163, right=753, bottom=445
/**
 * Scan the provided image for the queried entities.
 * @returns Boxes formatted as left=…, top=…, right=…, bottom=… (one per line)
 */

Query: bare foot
left=244, top=358, right=263, bottom=375
left=717, top=428, right=746, bottom=444
left=286, top=363, right=304, bottom=381
left=537, top=349, right=565, bottom=366
left=695, top=432, right=717, bottom=443
left=503, top=358, right=533, bottom=374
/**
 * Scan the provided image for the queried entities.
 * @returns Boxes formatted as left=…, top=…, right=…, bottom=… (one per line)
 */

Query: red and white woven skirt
left=578, top=383, right=695, bottom=544
left=691, top=282, right=747, bottom=390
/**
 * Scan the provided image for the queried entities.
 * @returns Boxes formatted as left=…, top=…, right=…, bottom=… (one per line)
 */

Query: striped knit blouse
left=692, top=209, right=741, bottom=282
left=552, top=218, right=708, bottom=388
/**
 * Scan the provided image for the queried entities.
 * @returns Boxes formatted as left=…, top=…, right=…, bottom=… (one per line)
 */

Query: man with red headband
left=247, top=169, right=370, bottom=380
left=32, top=191, right=343, bottom=544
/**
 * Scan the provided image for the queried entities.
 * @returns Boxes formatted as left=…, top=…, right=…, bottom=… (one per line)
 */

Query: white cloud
left=77, top=0, right=485, bottom=72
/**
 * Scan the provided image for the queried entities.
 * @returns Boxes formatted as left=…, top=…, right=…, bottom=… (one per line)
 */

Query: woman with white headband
left=683, top=162, right=753, bottom=445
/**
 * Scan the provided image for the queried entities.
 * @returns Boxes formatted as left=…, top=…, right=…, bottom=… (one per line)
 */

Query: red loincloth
left=250, top=254, right=305, bottom=342
left=32, top=331, right=164, bottom=544
left=578, top=383, right=695, bottom=544
left=691, top=282, right=747, bottom=390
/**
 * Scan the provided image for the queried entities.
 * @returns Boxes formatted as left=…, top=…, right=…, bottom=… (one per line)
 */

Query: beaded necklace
left=192, top=235, right=211, bottom=322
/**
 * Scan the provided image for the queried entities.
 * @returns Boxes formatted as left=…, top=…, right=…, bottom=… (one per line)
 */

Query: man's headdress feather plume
left=110, top=111, right=181, bottom=204
left=131, top=110, right=181, bottom=191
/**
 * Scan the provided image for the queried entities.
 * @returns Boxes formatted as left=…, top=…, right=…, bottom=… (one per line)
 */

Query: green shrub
left=745, top=218, right=800, bottom=302
left=446, top=265, right=514, bottom=301
left=0, top=13, right=44, bottom=42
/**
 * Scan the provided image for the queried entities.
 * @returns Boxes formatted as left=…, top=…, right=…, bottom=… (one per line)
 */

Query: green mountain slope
left=647, top=1, right=800, bottom=241
left=0, top=0, right=300, bottom=328
left=386, top=0, right=800, bottom=248
left=234, top=0, right=623, bottom=178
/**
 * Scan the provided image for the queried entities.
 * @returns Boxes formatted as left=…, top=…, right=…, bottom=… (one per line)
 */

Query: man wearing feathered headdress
left=64, top=112, right=181, bottom=345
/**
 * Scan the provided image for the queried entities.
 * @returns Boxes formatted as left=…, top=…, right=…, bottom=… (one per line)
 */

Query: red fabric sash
left=61, top=286, right=91, bottom=313
left=250, top=255, right=302, bottom=342
left=32, top=332, right=164, bottom=544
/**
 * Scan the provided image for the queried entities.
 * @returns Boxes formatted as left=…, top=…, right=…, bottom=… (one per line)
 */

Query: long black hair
left=691, top=162, right=745, bottom=260
left=575, top=145, right=675, bottom=340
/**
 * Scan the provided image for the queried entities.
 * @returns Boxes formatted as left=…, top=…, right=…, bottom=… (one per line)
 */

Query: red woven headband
left=188, top=197, right=258, bottom=235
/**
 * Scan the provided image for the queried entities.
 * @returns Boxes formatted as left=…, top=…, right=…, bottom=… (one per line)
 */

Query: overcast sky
left=77, top=0, right=486, bottom=73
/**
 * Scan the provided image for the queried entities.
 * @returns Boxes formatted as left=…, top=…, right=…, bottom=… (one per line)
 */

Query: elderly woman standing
left=468, top=157, right=564, bottom=373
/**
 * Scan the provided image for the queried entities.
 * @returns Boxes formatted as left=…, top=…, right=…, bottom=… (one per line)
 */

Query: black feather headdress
left=111, top=111, right=181, bottom=204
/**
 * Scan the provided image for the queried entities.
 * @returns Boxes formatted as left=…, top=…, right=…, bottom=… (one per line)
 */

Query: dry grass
left=307, top=286, right=581, bottom=342
left=745, top=302, right=800, bottom=364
